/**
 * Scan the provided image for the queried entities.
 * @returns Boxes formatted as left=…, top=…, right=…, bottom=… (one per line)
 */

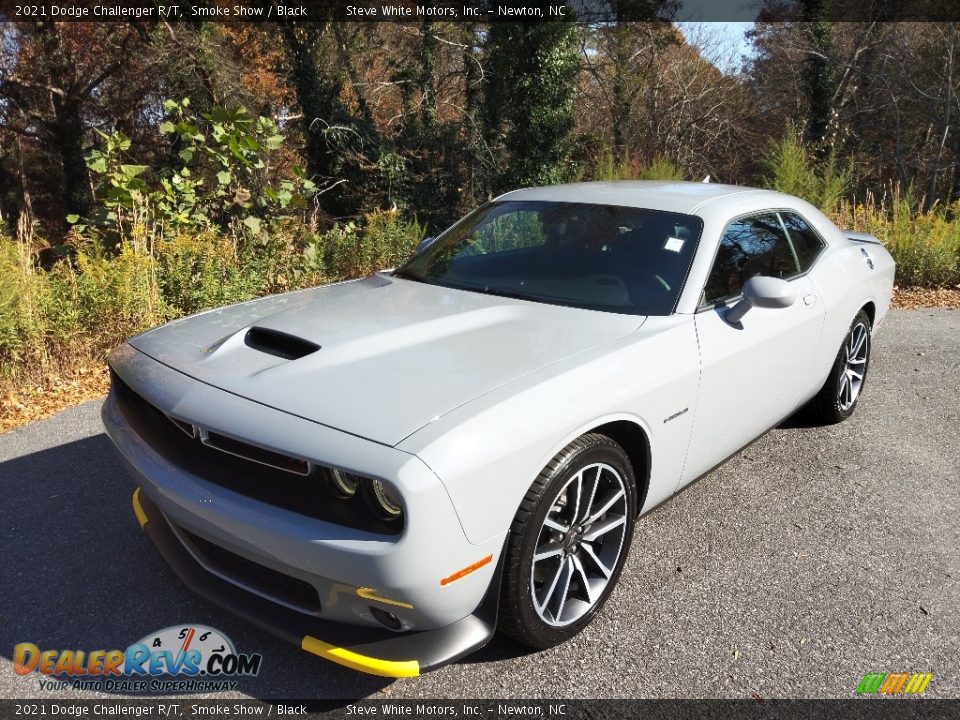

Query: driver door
left=678, top=212, right=825, bottom=489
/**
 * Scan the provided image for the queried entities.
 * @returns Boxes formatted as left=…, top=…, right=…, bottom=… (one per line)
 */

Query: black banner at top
left=0, top=699, right=959, bottom=720
left=3, top=0, right=960, bottom=23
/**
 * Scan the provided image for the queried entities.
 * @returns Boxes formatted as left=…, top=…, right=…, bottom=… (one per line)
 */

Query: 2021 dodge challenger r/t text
left=102, top=181, right=894, bottom=676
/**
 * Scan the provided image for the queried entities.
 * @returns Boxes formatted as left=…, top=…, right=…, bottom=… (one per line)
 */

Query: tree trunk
left=802, top=2, right=836, bottom=157
left=52, top=96, right=92, bottom=219
left=279, top=21, right=351, bottom=218
left=419, top=18, right=438, bottom=130
left=927, top=24, right=956, bottom=208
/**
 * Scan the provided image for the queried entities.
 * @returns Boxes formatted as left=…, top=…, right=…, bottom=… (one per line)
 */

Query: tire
left=814, top=309, right=872, bottom=424
left=498, top=433, right=637, bottom=649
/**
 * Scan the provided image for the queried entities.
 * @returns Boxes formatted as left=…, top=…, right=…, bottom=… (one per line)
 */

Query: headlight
left=363, top=478, right=404, bottom=521
left=326, top=468, right=361, bottom=499
left=322, top=467, right=404, bottom=524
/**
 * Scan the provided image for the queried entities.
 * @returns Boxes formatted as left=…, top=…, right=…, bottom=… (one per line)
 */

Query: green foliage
left=70, top=241, right=164, bottom=340
left=802, top=18, right=837, bottom=147
left=484, top=18, right=580, bottom=192
left=303, top=210, right=425, bottom=280
left=835, top=190, right=960, bottom=287
left=155, top=234, right=267, bottom=317
left=74, top=99, right=316, bottom=244
left=0, top=208, right=426, bottom=385
left=592, top=152, right=685, bottom=181
left=764, top=127, right=852, bottom=214
left=640, top=157, right=686, bottom=181
left=0, top=238, right=48, bottom=362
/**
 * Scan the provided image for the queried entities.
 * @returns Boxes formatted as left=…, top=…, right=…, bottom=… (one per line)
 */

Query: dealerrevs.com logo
left=14, top=625, right=262, bottom=693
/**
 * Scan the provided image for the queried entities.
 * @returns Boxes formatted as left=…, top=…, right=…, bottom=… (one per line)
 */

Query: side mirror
left=725, top=275, right=796, bottom=324
left=415, top=236, right=436, bottom=254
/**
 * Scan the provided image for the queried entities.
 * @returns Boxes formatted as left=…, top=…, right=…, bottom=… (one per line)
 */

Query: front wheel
left=498, top=434, right=637, bottom=649
left=814, top=309, right=872, bottom=424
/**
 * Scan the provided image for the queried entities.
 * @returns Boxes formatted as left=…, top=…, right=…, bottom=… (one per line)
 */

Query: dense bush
left=0, top=210, right=423, bottom=384
left=835, top=192, right=960, bottom=288
left=763, top=128, right=852, bottom=215
left=74, top=99, right=317, bottom=246
left=589, top=153, right=685, bottom=182
left=303, top=210, right=424, bottom=280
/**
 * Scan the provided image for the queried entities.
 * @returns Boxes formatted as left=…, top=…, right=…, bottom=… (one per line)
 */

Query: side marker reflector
left=301, top=636, right=419, bottom=677
left=440, top=554, right=493, bottom=586
left=132, top=488, right=148, bottom=528
left=356, top=587, right=414, bottom=609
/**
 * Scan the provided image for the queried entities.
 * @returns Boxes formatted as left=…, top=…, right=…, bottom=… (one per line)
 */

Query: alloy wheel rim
left=530, top=463, right=629, bottom=627
left=838, top=322, right=868, bottom=411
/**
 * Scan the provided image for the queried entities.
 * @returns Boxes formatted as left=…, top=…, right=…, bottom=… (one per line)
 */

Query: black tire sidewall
left=507, top=437, right=637, bottom=648
left=821, top=310, right=872, bottom=423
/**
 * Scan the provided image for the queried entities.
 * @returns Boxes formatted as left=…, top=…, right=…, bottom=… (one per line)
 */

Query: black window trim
left=695, top=208, right=828, bottom=313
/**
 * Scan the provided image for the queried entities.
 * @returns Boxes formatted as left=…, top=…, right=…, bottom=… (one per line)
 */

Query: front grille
left=201, top=430, right=310, bottom=475
left=110, top=370, right=402, bottom=535
left=178, top=526, right=322, bottom=613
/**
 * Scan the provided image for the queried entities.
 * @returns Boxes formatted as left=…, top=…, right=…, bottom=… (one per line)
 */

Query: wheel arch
left=523, top=415, right=653, bottom=523
left=860, top=300, right=876, bottom=327
left=588, top=419, right=651, bottom=513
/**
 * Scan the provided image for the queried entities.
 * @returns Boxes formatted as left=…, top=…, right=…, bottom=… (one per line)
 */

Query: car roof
left=497, top=180, right=780, bottom=216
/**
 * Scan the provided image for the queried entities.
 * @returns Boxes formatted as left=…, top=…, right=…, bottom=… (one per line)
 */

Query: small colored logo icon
left=856, top=672, right=933, bottom=696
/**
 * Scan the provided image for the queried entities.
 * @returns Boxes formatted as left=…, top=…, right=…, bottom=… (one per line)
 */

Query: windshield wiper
left=474, top=285, right=532, bottom=302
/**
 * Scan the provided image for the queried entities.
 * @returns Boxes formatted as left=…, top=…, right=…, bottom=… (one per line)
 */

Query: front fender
left=399, top=315, right=701, bottom=544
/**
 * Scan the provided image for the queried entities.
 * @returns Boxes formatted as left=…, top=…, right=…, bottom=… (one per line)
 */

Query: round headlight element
left=327, top=468, right=360, bottom=499
left=366, top=479, right=403, bottom=520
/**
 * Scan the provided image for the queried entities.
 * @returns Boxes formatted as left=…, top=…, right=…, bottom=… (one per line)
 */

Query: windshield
left=395, top=201, right=703, bottom=315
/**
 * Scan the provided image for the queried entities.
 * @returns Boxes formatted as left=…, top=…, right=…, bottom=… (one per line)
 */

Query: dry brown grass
left=1, top=363, right=109, bottom=434
left=892, top=285, right=960, bottom=309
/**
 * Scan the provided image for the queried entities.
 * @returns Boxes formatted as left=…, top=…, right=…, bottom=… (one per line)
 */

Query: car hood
left=128, top=275, right=644, bottom=446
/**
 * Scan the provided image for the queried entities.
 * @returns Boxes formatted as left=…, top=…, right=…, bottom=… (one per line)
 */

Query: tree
left=483, top=16, right=580, bottom=192
left=801, top=0, right=837, bottom=152
left=0, top=21, right=147, bottom=219
left=276, top=10, right=366, bottom=219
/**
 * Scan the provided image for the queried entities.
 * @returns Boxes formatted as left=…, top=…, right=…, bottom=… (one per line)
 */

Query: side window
left=702, top=213, right=800, bottom=305
left=779, top=212, right=826, bottom=272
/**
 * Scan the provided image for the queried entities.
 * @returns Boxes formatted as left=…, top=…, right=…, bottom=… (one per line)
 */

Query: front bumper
left=132, top=488, right=500, bottom=677
left=103, top=344, right=506, bottom=675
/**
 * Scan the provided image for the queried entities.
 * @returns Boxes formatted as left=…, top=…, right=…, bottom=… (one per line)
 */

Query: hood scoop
left=244, top=327, right=320, bottom=360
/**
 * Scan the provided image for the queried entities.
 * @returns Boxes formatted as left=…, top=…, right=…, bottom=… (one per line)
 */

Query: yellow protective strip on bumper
left=301, top=636, right=420, bottom=678
left=132, top=488, right=148, bottom=528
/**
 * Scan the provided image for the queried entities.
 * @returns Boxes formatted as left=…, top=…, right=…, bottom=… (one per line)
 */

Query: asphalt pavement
left=1, top=309, right=958, bottom=700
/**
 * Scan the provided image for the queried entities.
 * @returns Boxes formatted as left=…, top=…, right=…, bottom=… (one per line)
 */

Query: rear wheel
left=498, top=434, right=637, bottom=649
left=814, top=310, right=872, bottom=424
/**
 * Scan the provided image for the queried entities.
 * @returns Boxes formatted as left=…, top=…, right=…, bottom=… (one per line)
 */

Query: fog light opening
left=370, top=606, right=403, bottom=631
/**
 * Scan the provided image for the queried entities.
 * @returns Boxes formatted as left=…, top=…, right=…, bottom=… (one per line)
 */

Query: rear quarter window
left=779, top=211, right=827, bottom=272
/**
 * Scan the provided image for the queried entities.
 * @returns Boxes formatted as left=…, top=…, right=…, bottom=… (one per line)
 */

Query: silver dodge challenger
left=103, top=181, right=895, bottom=677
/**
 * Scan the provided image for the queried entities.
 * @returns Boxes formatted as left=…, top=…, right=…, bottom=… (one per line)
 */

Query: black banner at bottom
left=1, top=699, right=958, bottom=720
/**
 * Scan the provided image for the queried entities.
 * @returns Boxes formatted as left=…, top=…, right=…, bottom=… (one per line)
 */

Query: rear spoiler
left=844, top=231, right=882, bottom=245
